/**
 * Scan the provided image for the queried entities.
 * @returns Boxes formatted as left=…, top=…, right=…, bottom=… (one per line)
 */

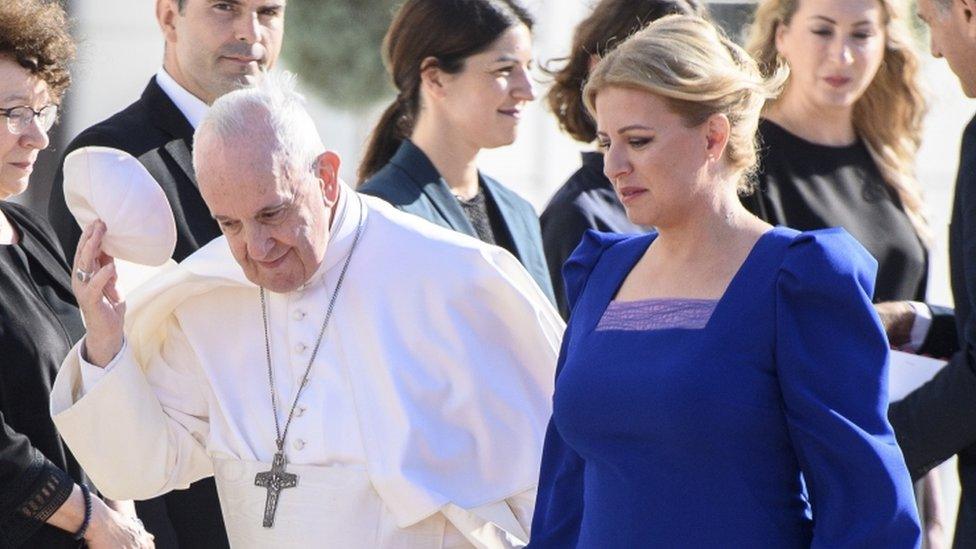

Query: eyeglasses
left=0, top=104, right=59, bottom=135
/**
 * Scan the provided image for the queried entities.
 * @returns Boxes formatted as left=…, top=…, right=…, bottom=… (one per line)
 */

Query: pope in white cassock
left=50, top=76, right=564, bottom=548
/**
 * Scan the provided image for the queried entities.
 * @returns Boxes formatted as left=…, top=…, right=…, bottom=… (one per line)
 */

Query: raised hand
left=71, top=220, right=126, bottom=367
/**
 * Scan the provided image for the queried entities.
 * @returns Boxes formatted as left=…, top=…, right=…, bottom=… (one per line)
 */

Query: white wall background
left=63, top=0, right=976, bottom=542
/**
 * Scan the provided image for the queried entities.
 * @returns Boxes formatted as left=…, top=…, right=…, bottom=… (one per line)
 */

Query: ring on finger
left=74, top=268, right=94, bottom=284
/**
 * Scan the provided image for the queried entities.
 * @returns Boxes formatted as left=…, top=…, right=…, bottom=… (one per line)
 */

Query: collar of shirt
left=154, top=68, right=209, bottom=130
left=294, top=183, right=366, bottom=293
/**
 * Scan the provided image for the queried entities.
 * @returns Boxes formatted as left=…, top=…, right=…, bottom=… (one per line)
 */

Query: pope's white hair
left=193, top=71, right=325, bottom=181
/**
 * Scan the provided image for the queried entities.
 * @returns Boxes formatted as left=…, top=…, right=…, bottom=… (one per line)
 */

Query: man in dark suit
left=47, top=0, right=285, bottom=546
left=877, top=0, right=976, bottom=545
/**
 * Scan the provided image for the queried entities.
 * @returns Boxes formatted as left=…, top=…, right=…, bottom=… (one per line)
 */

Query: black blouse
left=744, top=119, right=928, bottom=302
left=0, top=201, right=88, bottom=548
left=540, top=152, right=644, bottom=318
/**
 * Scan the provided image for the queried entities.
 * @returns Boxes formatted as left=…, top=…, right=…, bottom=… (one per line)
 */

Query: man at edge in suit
left=47, top=0, right=285, bottom=546
left=876, top=0, right=976, bottom=545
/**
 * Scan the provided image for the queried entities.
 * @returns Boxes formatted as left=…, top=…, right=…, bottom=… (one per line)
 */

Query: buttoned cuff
left=905, top=301, right=932, bottom=353
left=79, top=337, right=127, bottom=393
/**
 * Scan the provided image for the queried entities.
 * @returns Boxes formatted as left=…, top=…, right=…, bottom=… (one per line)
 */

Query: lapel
left=1, top=203, right=74, bottom=296
left=481, top=176, right=531, bottom=263
left=142, top=78, right=199, bottom=188
left=390, top=141, right=477, bottom=237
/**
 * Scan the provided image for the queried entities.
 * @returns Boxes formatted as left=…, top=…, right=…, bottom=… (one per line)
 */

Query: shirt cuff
left=905, top=301, right=932, bottom=353
left=79, top=337, right=127, bottom=393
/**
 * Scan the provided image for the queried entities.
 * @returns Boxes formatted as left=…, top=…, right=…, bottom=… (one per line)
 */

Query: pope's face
left=197, top=134, right=337, bottom=293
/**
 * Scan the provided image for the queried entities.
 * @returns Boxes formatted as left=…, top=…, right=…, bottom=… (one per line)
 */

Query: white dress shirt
left=155, top=67, right=209, bottom=130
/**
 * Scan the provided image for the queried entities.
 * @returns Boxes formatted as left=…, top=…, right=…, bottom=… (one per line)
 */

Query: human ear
left=705, top=114, right=731, bottom=161
left=774, top=21, right=790, bottom=59
left=419, top=56, right=449, bottom=100
left=315, top=151, right=342, bottom=206
left=156, top=0, right=179, bottom=43
left=961, top=0, right=976, bottom=39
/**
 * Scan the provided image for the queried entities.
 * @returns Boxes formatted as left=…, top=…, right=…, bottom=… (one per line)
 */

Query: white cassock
left=50, top=185, right=564, bottom=548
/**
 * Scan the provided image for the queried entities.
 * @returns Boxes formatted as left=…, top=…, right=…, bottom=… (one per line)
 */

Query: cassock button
left=295, top=343, right=307, bottom=354
left=293, top=310, right=306, bottom=321
left=294, top=439, right=306, bottom=451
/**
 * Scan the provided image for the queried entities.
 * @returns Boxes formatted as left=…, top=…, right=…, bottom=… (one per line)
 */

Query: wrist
left=72, top=483, right=92, bottom=541
left=83, top=333, right=123, bottom=368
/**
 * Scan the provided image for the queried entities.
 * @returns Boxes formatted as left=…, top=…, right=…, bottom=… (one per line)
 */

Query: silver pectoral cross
left=254, top=451, right=298, bottom=528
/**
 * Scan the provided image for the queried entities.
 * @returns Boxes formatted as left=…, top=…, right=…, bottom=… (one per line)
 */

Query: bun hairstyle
left=357, top=0, right=533, bottom=184
left=746, top=0, right=931, bottom=246
left=545, top=0, right=709, bottom=143
left=584, top=15, right=787, bottom=192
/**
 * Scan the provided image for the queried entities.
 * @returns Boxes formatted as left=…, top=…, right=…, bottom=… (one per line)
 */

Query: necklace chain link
left=260, top=195, right=365, bottom=453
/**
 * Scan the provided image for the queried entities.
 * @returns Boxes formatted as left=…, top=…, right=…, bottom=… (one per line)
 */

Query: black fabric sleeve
left=541, top=206, right=597, bottom=319
left=0, top=412, right=75, bottom=547
left=918, top=304, right=959, bottom=359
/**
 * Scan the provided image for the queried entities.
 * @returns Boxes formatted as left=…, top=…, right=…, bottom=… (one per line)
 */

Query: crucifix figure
left=254, top=451, right=298, bottom=528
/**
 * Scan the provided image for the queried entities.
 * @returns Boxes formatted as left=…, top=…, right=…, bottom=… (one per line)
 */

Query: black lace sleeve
left=0, top=414, right=75, bottom=547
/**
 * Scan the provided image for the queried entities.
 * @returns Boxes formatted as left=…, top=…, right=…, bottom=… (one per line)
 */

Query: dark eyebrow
left=617, top=124, right=654, bottom=134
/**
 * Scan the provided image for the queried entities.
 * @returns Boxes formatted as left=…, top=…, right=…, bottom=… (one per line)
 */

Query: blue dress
left=528, top=227, right=921, bottom=548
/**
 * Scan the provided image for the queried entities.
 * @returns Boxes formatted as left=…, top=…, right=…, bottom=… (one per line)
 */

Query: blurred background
left=16, top=0, right=975, bottom=540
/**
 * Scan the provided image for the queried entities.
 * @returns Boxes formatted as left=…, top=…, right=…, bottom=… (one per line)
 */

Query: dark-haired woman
left=540, top=0, right=707, bottom=317
left=358, top=0, right=555, bottom=303
left=0, top=1, right=152, bottom=547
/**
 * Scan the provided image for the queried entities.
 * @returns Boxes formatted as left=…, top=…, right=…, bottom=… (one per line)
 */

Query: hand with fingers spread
left=71, top=220, right=126, bottom=367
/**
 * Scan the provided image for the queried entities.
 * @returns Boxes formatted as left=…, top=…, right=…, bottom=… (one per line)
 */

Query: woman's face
left=596, top=87, right=713, bottom=228
left=438, top=23, right=536, bottom=151
left=0, top=57, right=52, bottom=200
left=775, top=0, right=886, bottom=112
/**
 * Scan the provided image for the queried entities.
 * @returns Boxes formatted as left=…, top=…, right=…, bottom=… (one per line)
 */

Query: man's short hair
left=176, top=0, right=186, bottom=12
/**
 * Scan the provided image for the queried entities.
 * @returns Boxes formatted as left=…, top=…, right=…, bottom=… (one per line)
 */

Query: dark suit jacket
left=359, top=139, right=556, bottom=304
left=540, top=152, right=643, bottom=318
left=46, top=77, right=228, bottom=549
left=888, top=115, right=976, bottom=548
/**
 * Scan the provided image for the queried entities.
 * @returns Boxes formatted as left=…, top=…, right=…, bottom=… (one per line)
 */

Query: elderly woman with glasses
left=0, top=1, right=153, bottom=547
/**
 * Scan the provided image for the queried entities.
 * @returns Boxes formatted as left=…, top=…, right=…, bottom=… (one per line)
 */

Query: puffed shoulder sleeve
left=775, top=229, right=920, bottom=548
left=561, top=230, right=629, bottom=314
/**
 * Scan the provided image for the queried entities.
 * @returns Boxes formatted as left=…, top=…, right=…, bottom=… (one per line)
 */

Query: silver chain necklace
left=254, top=194, right=365, bottom=529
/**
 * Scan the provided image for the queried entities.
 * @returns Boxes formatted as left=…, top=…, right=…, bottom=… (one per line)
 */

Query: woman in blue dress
left=528, top=15, right=920, bottom=548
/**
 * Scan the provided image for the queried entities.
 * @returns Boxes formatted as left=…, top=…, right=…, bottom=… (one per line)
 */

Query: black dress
left=744, top=119, right=927, bottom=302
left=0, top=201, right=88, bottom=548
left=540, top=152, right=644, bottom=318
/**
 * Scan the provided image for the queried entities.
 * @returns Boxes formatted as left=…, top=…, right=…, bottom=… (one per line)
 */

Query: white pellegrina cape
left=51, top=187, right=564, bottom=548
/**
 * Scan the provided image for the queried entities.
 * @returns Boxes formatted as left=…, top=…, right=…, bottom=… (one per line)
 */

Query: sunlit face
left=596, top=87, right=713, bottom=228
left=917, top=0, right=976, bottom=97
left=0, top=57, right=52, bottom=200
left=197, top=132, right=337, bottom=293
left=438, top=23, right=536, bottom=150
left=775, top=0, right=886, bottom=111
left=159, top=0, right=285, bottom=104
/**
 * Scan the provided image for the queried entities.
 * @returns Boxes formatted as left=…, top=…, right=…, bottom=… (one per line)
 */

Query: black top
left=455, top=185, right=517, bottom=253
left=359, top=139, right=556, bottom=304
left=0, top=201, right=88, bottom=548
left=744, top=119, right=927, bottom=302
left=540, top=152, right=643, bottom=318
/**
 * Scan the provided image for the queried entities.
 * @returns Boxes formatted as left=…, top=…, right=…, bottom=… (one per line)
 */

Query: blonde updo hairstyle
left=584, top=15, right=787, bottom=193
left=746, top=0, right=930, bottom=246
